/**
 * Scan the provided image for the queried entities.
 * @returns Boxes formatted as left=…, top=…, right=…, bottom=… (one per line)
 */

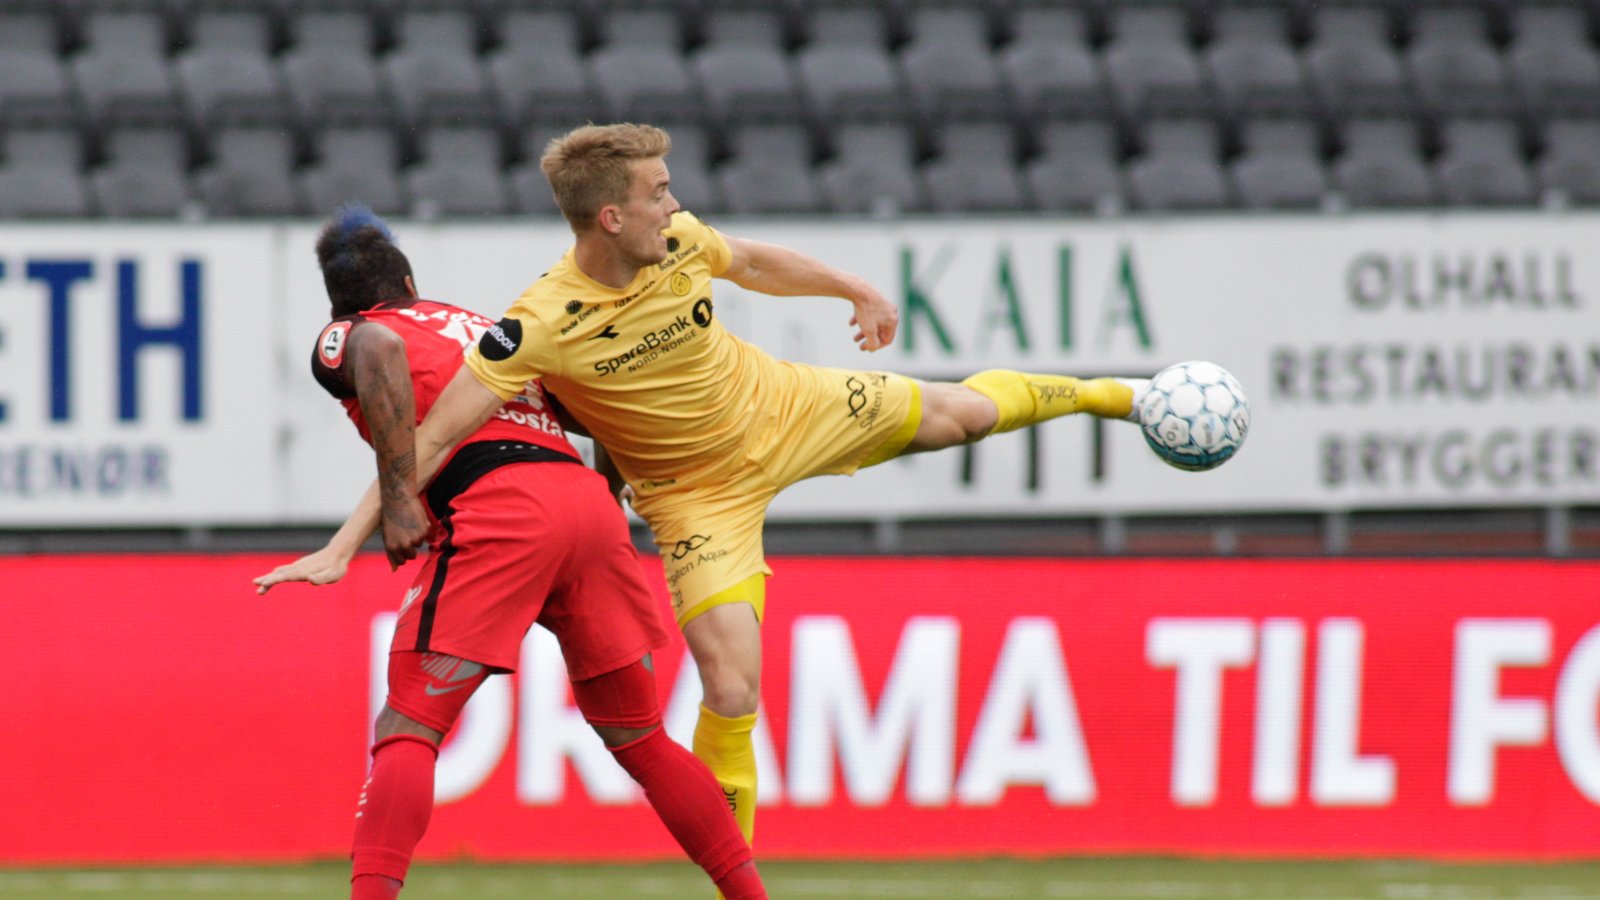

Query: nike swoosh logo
left=424, top=682, right=471, bottom=696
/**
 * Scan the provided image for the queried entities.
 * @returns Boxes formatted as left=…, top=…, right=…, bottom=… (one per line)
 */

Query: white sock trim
left=1116, top=377, right=1150, bottom=423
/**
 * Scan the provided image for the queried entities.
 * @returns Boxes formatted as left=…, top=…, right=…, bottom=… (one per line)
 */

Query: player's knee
left=373, top=704, right=446, bottom=745
left=593, top=722, right=657, bottom=749
left=913, top=385, right=996, bottom=450
left=700, top=667, right=760, bottom=717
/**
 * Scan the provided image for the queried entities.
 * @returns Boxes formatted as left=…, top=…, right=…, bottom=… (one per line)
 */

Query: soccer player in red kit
left=255, top=206, right=764, bottom=900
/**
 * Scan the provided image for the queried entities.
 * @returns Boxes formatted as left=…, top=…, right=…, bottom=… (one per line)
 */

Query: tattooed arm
left=345, top=322, right=432, bottom=567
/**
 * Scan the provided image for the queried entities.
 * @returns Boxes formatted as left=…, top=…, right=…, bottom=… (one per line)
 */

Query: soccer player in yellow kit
left=302, top=124, right=1152, bottom=862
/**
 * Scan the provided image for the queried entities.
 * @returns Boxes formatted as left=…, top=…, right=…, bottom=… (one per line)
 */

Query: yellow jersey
left=465, top=211, right=776, bottom=488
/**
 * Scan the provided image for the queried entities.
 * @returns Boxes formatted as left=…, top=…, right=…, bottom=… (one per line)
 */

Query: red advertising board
left=3, top=555, right=1598, bottom=864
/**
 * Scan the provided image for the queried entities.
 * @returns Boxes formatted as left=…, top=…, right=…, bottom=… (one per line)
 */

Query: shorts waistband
left=427, top=440, right=581, bottom=520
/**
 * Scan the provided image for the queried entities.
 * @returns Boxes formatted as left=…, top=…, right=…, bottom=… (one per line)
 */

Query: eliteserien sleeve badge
left=479, top=318, right=523, bottom=361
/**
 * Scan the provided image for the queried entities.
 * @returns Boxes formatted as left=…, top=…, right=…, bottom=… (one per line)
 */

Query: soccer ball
left=1138, top=361, right=1250, bottom=472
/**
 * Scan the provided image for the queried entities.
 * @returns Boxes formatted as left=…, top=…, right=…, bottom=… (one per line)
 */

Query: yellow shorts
left=629, top=362, right=920, bottom=625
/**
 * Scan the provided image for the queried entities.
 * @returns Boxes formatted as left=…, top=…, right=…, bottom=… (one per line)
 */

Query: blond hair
left=541, top=123, right=673, bottom=231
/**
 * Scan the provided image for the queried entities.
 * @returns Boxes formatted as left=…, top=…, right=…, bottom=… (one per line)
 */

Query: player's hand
left=849, top=285, right=899, bottom=351
left=381, top=493, right=431, bottom=570
left=253, top=547, right=350, bottom=595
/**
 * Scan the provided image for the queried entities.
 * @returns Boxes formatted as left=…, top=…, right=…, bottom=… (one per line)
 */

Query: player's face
left=618, top=158, right=679, bottom=266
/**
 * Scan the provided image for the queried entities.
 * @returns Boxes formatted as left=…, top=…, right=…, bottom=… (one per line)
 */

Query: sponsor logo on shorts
left=845, top=373, right=887, bottom=430
left=667, top=534, right=730, bottom=586
left=420, top=654, right=483, bottom=696
left=670, top=534, right=713, bottom=560
left=723, top=787, right=738, bottom=814
left=479, top=318, right=522, bottom=361
left=593, top=315, right=697, bottom=377
left=692, top=297, right=714, bottom=328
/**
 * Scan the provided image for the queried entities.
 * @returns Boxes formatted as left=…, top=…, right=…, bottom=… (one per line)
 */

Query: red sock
left=610, top=728, right=765, bottom=899
left=350, top=734, right=438, bottom=897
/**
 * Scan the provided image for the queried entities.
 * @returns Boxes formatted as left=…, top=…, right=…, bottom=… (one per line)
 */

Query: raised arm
left=720, top=234, right=899, bottom=351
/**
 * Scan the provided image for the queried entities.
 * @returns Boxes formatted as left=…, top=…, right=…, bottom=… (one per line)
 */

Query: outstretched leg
left=905, top=372, right=1148, bottom=453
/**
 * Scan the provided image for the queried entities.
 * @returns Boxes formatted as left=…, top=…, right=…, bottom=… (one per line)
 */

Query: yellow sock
left=693, top=704, right=758, bottom=848
left=962, top=370, right=1134, bottom=434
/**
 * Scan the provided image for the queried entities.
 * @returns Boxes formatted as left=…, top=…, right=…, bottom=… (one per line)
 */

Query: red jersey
left=311, top=299, right=578, bottom=461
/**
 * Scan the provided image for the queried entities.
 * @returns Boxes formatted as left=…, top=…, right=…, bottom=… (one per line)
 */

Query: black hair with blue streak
left=315, top=202, right=414, bottom=317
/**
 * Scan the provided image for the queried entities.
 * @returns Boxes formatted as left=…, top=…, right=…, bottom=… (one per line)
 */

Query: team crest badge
left=670, top=272, right=692, bottom=296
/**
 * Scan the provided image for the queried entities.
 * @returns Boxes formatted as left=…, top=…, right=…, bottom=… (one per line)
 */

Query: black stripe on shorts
left=414, top=515, right=457, bottom=653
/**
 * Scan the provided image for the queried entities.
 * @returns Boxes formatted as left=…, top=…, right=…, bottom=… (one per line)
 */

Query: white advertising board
left=0, top=226, right=282, bottom=524
left=1, top=213, right=1593, bottom=526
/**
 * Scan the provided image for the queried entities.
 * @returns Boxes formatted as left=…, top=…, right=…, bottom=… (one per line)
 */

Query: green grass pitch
left=2, top=858, right=1598, bottom=899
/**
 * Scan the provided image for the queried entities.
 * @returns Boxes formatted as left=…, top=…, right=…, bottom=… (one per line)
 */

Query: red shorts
left=389, top=460, right=672, bottom=679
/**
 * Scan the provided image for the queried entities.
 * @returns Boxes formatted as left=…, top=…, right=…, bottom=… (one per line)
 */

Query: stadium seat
left=921, top=121, right=1028, bottom=213
left=405, top=125, right=511, bottom=218
left=817, top=122, right=926, bottom=215
left=488, top=11, right=600, bottom=129
left=494, top=7, right=582, bottom=53
left=1205, top=6, right=1315, bottom=125
left=796, top=43, right=908, bottom=136
left=90, top=125, right=197, bottom=218
left=384, top=11, right=497, bottom=128
left=1537, top=118, right=1600, bottom=206
left=1024, top=118, right=1125, bottom=214
left=998, top=7, right=1112, bottom=128
left=195, top=126, right=303, bottom=217
left=590, top=45, right=703, bottom=125
left=0, top=13, right=77, bottom=126
left=660, top=122, right=723, bottom=214
left=717, top=123, right=823, bottom=213
left=1230, top=118, right=1330, bottom=210
left=299, top=125, right=407, bottom=216
left=1102, top=6, right=1214, bottom=125
left=802, top=6, right=893, bottom=48
left=0, top=126, right=93, bottom=218
left=903, top=7, right=991, bottom=50
left=898, top=9, right=1008, bottom=129
left=72, top=12, right=184, bottom=128
left=700, top=8, right=789, bottom=50
left=594, top=7, right=687, bottom=50
left=280, top=11, right=393, bottom=127
left=1433, top=118, right=1535, bottom=208
left=1506, top=6, right=1600, bottom=119
left=174, top=10, right=294, bottom=130
left=1332, top=117, right=1437, bottom=208
left=1126, top=117, right=1232, bottom=211
left=1405, top=8, right=1513, bottom=120
left=692, top=43, right=805, bottom=128
left=1304, top=6, right=1413, bottom=124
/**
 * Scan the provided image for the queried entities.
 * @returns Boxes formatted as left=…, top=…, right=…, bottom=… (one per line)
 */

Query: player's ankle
left=1114, top=377, right=1151, bottom=423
